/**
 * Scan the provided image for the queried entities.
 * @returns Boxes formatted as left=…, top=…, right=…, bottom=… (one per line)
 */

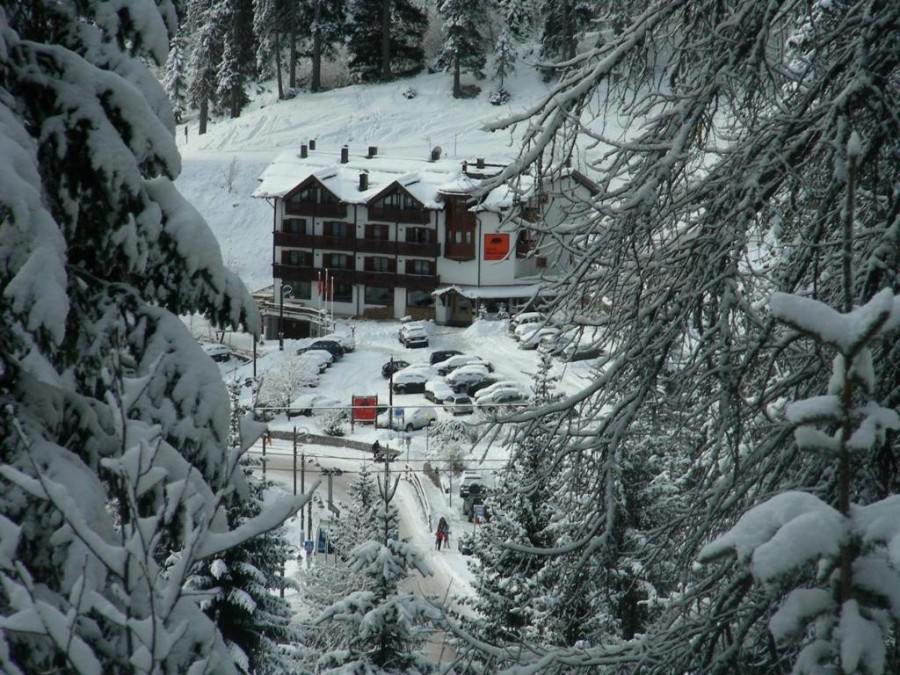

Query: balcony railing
left=354, top=238, right=441, bottom=257
left=274, top=263, right=439, bottom=290
left=284, top=201, right=347, bottom=218
left=368, top=206, right=431, bottom=224
left=275, top=231, right=357, bottom=251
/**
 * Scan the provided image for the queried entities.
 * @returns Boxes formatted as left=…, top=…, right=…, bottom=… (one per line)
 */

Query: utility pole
left=261, top=433, right=267, bottom=481
left=293, top=426, right=297, bottom=496
left=300, top=449, right=305, bottom=535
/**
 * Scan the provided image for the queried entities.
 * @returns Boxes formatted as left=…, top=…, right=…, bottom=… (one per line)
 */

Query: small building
left=252, top=142, right=596, bottom=336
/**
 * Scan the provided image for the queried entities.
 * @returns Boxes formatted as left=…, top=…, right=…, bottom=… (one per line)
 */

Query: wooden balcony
left=284, top=201, right=347, bottom=218
left=368, top=206, right=431, bottom=224
left=355, top=238, right=441, bottom=257
left=275, top=263, right=439, bottom=290
left=275, top=231, right=357, bottom=251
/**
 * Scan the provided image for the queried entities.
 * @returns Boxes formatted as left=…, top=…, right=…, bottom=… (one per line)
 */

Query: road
left=248, top=442, right=460, bottom=663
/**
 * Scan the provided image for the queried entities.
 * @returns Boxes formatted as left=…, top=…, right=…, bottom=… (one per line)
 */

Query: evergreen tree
left=539, top=0, right=593, bottom=73
left=0, top=0, right=307, bottom=671
left=186, top=383, right=300, bottom=674
left=317, top=473, right=443, bottom=672
left=297, top=0, right=347, bottom=92
left=479, top=0, right=900, bottom=669
left=495, top=0, right=541, bottom=41
left=188, top=0, right=224, bottom=133
left=165, top=32, right=190, bottom=123
left=346, top=0, right=427, bottom=82
left=333, top=463, right=379, bottom=557
left=436, top=0, right=489, bottom=98
left=216, top=0, right=252, bottom=118
left=492, top=27, right=516, bottom=95
left=253, top=0, right=287, bottom=99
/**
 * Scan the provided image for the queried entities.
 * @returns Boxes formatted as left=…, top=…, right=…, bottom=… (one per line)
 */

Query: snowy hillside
left=174, top=70, right=555, bottom=292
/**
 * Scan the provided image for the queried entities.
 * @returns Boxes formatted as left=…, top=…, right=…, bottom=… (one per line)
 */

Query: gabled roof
left=283, top=172, right=342, bottom=202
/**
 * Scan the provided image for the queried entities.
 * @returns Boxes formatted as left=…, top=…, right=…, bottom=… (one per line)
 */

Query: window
left=364, top=286, right=394, bottom=306
left=517, top=230, right=535, bottom=258
left=375, top=190, right=422, bottom=212
left=333, top=283, right=353, bottom=303
left=284, top=218, right=307, bottom=234
left=365, top=223, right=390, bottom=240
left=366, top=256, right=393, bottom=273
left=406, top=227, right=434, bottom=243
left=324, top=253, right=352, bottom=269
left=282, top=249, right=311, bottom=266
left=295, top=185, right=317, bottom=203
left=324, top=221, right=351, bottom=238
left=406, top=259, right=434, bottom=276
left=408, top=290, right=434, bottom=308
left=293, top=281, right=312, bottom=300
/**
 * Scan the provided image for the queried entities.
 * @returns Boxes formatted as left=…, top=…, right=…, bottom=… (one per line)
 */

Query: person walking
left=436, top=517, right=449, bottom=550
left=435, top=524, right=445, bottom=550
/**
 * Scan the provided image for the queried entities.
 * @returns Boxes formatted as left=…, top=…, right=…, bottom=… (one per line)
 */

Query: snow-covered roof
left=253, top=145, right=525, bottom=211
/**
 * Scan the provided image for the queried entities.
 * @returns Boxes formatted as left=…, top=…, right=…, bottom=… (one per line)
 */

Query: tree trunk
left=275, top=30, right=284, bottom=99
left=453, top=53, right=461, bottom=98
left=198, top=96, right=208, bottom=135
left=312, top=29, right=322, bottom=92
left=380, top=0, right=391, bottom=81
left=289, top=26, right=297, bottom=89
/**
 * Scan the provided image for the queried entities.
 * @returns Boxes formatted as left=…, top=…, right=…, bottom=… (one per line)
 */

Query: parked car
left=434, top=354, right=494, bottom=376
left=391, top=370, right=429, bottom=394
left=477, top=389, right=530, bottom=414
left=288, top=394, right=343, bottom=418
left=564, top=344, right=605, bottom=362
left=321, top=331, right=356, bottom=352
left=297, top=349, right=333, bottom=372
left=430, top=349, right=464, bottom=365
left=508, top=311, right=546, bottom=335
left=446, top=365, right=492, bottom=392
left=459, top=471, right=485, bottom=498
left=519, top=326, right=562, bottom=350
left=381, top=359, right=410, bottom=378
left=298, top=339, right=344, bottom=359
left=424, top=378, right=455, bottom=403
left=444, top=394, right=474, bottom=416
left=400, top=324, right=429, bottom=348
left=473, top=380, right=530, bottom=402
left=377, top=406, right=438, bottom=431
left=202, top=343, right=232, bottom=363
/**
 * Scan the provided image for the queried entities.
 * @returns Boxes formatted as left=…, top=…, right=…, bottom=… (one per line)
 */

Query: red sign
left=351, top=395, right=378, bottom=424
left=483, top=233, right=510, bottom=261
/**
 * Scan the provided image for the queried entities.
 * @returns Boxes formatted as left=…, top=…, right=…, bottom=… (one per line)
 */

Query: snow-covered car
left=287, top=394, right=343, bottom=418
left=473, top=381, right=530, bottom=402
left=446, top=365, right=493, bottom=392
left=519, top=326, right=562, bottom=350
left=381, top=359, right=410, bottom=378
left=424, top=378, right=455, bottom=403
left=201, top=343, right=232, bottom=363
left=297, top=349, right=333, bottom=372
left=377, top=406, right=438, bottom=431
left=477, top=389, right=529, bottom=414
left=321, top=330, right=356, bottom=352
left=508, top=311, right=546, bottom=335
left=391, top=370, right=429, bottom=394
left=444, top=394, right=474, bottom=416
left=298, top=338, right=344, bottom=359
left=430, top=349, right=464, bottom=365
left=433, top=354, right=494, bottom=376
left=399, top=324, right=429, bottom=348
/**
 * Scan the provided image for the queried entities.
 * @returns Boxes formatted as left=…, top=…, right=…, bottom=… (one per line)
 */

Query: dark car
left=303, top=339, right=344, bottom=359
left=430, top=349, right=463, bottom=365
left=381, top=359, right=410, bottom=378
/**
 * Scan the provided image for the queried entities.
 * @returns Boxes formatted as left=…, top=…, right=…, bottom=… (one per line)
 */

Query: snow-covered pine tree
left=186, top=383, right=300, bottom=674
left=490, top=27, right=516, bottom=104
left=165, top=32, right=190, bottom=123
left=346, top=0, right=428, bottom=82
left=495, top=0, right=541, bottom=42
left=436, top=0, right=489, bottom=98
left=253, top=0, right=287, bottom=98
left=0, top=1, right=307, bottom=671
left=297, top=0, right=347, bottom=92
left=217, top=0, right=252, bottom=118
left=188, top=0, right=225, bottom=133
left=316, top=471, right=443, bottom=672
left=538, top=0, right=593, bottom=74
left=477, top=0, right=899, bottom=669
left=332, top=463, right=379, bottom=557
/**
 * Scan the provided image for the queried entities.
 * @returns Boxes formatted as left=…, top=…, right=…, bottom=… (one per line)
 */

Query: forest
left=1, top=0, right=898, bottom=673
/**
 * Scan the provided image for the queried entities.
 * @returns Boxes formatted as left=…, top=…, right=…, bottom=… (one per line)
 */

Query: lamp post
left=278, top=283, right=293, bottom=351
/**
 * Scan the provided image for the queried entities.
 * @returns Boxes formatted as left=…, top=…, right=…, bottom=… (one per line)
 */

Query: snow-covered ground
left=174, top=69, right=601, bottom=620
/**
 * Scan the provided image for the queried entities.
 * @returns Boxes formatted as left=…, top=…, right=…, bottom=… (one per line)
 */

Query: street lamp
left=278, top=283, right=293, bottom=351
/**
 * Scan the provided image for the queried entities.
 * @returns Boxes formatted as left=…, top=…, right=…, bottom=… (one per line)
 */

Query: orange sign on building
left=483, top=233, right=510, bottom=261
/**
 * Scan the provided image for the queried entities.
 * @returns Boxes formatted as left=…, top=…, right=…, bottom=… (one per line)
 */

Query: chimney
left=430, top=146, right=442, bottom=161
left=309, top=139, right=316, bottom=150
left=367, top=145, right=378, bottom=158
left=565, top=156, right=572, bottom=168
left=476, top=157, right=485, bottom=169
left=300, top=144, right=308, bottom=158
left=340, top=146, right=349, bottom=163
left=359, top=172, right=368, bottom=191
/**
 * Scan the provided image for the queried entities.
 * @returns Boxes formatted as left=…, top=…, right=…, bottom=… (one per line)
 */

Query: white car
left=508, top=311, right=546, bottom=334
left=377, top=406, right=438, bottom=431
left=477, top=389, right=530, bottom=413
left=474, top=381, right=530, bottom=401
left=446, top=365, right=492, bottom=392
left=424, top=378, right=455, bottom=403
left=519, top=326, right=562, bottom=350
left=391, top=370, right=429, bottom=394
left=288, top=394, right=343, bottom=418
left=297, top=349, right=333, bottom=372
left=395, top=363, right=436, bottom=377
left=400, top=325, right=429, bottom=348
left=444, top=394, right=474, bottom=416
left=434, top=354, right=494, bottom=376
